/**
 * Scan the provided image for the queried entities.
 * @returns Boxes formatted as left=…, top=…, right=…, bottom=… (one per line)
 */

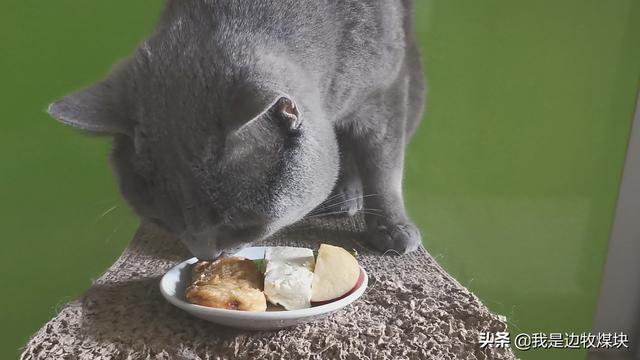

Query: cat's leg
left=313, top=140, right=363, bottom=216
left=346, top=77, right=422, bottom=254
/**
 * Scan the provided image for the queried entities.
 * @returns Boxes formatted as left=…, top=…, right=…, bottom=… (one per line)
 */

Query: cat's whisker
left=307, top=200, right=345, bottom=215
left=322, top=192, right=345, bottom=203
left=308, top=208, right=347, bottom=217
left=308, top=196, right=341, bottom=215
left=381, top=249, right=403, bottom=256
left=325, top=193, right=381, bottom=208
left=321, top=194, right=380, bottom=210
left=306, top=194, right=343, bottom=216
left=309, top=193, right=382, bottom=214
left=315, top=192, right=345, bottom=205
left=304, top=206, right=387, bottom=224
left=92, top=204, right=119, bottom=225
left=362, top=272, right=378, bottom=297
left=305, top=210, right=350, bottom=219
left=358, top=211, right=386, bottom=218
left=359, top=207, right=384, bottom=213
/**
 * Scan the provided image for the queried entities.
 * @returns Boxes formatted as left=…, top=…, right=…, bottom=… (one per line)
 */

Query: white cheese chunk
left=263, top=247, right=315, bottom=310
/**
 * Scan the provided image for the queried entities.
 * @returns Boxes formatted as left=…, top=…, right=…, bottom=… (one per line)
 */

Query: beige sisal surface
left=21, top=217, right=517, bottom=359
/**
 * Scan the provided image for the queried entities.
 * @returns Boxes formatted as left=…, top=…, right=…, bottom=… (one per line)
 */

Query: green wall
left=1, top=1, right=638, bottom=359
left=409, top=1, right=640, bottom=359
left=0, top=1, right=162, bottom=358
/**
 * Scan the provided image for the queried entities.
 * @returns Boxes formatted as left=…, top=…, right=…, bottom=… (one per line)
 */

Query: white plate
left=160, top=246, right=368, bottom=330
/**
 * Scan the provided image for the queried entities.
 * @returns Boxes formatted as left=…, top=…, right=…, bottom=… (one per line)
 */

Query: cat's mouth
left=180, top=223, right=271, bottom=260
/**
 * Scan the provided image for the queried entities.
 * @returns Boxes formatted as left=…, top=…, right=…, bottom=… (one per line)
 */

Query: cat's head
left=48, top=36, right=339, bottom=259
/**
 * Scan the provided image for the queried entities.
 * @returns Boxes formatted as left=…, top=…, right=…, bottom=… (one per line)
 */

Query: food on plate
left=310, top=244, right=362, bottom=303
left=185, top=257, right=267, bottom=311
left=263, top=246, right=316, bottom=310
left=184, top=244, right=362, bottom=311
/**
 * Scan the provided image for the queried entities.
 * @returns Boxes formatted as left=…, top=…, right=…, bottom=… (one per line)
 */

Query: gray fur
left=48, top=0, right=426, bottom=259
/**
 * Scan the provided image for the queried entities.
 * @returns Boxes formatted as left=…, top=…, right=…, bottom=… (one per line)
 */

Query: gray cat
left=48, top=0, right=426, bottom=260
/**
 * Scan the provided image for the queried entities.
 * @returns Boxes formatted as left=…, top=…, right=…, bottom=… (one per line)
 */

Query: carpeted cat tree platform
left=20, top=217, right=517, bottom=359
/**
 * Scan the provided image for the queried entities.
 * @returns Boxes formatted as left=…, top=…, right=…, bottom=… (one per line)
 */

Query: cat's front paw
left=367, top=222, right=422, bottom=255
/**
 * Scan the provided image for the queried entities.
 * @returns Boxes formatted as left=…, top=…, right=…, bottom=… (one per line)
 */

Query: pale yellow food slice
left=310, top=244, right=361, bottom=302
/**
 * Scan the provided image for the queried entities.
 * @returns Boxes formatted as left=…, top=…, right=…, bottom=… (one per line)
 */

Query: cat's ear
left=48, top=70, right=129, bottom=135
left=271, top=96, right=301, bottom=131
left=230, top=86, right=301, bottom=133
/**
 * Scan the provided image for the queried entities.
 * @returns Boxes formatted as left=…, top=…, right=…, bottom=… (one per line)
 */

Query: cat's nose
left=180, top=228, right=223, bottom=260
